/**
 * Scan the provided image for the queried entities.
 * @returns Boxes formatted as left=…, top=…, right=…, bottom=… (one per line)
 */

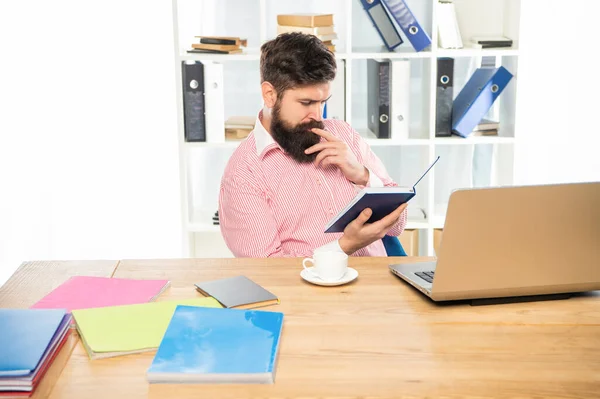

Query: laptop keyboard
left=415, top=271, right=435, bottom=283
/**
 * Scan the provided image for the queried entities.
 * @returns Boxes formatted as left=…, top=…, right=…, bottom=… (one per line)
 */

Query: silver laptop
left=389, top=182, right=600, bottom=304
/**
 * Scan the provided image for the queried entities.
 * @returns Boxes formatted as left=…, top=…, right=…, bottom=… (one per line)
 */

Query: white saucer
left=300, top=267, right=358, bottom=286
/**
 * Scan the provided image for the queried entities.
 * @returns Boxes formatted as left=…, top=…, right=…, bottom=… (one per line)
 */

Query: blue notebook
left=0, top=308, right=70, bottom=378
left=147, top=306, right=284, bottom=384
left=324, top=156, right=439, bottom=233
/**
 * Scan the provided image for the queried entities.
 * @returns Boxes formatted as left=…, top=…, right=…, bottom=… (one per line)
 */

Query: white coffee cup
left=302, top=250, right=348, bottom=282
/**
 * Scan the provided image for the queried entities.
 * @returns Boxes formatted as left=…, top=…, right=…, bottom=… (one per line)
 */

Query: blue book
left=382, top=0, right=431, bottom=52
left=0, top=309, right=70, bottom=378
left=324, top=156, right=439, bottom=233
left=452, top=66, right=513, bottom=138
left=147, top=306, right=284, bottom=384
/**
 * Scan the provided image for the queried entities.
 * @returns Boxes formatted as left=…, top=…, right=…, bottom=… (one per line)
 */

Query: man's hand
left=338, top=203, right=408, bottom=255
left=305, top=127, right=369, bottom=185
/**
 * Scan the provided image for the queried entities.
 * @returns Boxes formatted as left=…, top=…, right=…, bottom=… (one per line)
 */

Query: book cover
left=324, top=156, right=439, bottom=233
left=30, top=276, right=170, bottom=312
left=147, top=306, right=284, bottom=384
left=195, top=276, right=279, bottom=309
left=0, top=309, right=70, bottom=378
left=72, top=297, right=222, bottom=360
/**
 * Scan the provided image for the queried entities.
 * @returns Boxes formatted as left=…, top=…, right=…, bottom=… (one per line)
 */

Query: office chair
left=382, top=235, right=407, bottom=256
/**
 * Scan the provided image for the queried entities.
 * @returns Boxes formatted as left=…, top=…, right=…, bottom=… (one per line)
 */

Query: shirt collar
left=253, top=110, right=280, bottom=158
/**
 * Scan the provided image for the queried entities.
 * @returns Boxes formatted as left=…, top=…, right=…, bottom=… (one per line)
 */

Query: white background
left=1, top=0, right=599, bottom=286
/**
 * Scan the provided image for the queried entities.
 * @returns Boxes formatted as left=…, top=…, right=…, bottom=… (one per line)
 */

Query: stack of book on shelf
left=470, top=36, right=513, bottom=49
left=0, top=309, right=71, bottom=398
left=225, top=116, right=255, bottom=140
left=188, top=36, right=247, bottom=55
left=276, top=14, right=337, bottom=52
left=470, top=119, right=499, bottom=136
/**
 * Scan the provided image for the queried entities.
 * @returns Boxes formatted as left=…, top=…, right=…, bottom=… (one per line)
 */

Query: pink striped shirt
left=219, top=112, right=407, bottom=257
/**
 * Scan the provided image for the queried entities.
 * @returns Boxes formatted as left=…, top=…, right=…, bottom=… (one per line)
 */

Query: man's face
left=270, top=83, right=331, bottom=163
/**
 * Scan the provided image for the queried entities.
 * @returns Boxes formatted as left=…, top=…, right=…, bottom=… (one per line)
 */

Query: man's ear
left=261, top=82, right=277, bottom=108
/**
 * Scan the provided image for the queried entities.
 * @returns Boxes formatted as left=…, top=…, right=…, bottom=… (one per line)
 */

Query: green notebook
left=72, top=297, right=222, bottom=359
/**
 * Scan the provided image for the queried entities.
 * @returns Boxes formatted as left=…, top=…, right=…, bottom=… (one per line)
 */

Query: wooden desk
left=1, top=258, right=599, bottom=398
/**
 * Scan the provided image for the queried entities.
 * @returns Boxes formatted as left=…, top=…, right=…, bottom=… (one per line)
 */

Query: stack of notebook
left=188, top=36, right=247, bottom=54
left=147, top=306, right=284, bottom=384
left=72, top=297, right=222, bottom=359
left=0, top=309, right=71, bottom=398
left=276, top=14, right=337, bottom=52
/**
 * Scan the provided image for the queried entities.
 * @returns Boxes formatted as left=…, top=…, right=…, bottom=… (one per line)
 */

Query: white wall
left=1, top=0, right=599, bottom=287
left=515, top=0, right=600, bottom=184
left=0, top=0, right=182, bottom=286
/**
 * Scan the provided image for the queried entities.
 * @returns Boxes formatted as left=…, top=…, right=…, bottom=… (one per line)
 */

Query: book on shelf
left=147, top=306, right=284, bottom=384
left=276, top=13, right=337, bottom=51
left=437, top=1, right=463, bottom=49
left=277, top=24, right=335, bottom=36
left=225, top=116, right=254, bottom=140
left=470, top=36, right=513, bottom=48
left=188, top=36, right=246, bottom=55
left=195, top=275, right=279, bottom=309
left=72, top=297, right=222, bottom=360
left=0, top=309, right=72, bottom=398
left=194, top=36, right=248, bottom=47
left=324, top=156, right=440, bottom=233
left=276, top=13, right=333, bottom=28
left=187, top=48, right=243, bottom=55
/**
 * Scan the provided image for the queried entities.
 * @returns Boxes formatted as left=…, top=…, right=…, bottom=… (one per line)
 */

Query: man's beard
left=270, top=102, right=324, bottom=163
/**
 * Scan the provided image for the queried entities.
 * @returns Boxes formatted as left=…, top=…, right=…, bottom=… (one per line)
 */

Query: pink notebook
left=31, top=276, right=170, bottom=312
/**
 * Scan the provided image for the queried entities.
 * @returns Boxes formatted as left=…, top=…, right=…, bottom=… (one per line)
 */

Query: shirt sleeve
left=219, top=174, right=309, bottom=258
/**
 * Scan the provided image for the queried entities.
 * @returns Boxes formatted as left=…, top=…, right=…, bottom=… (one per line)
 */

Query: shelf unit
left=172, top=0, right=522, bottom=258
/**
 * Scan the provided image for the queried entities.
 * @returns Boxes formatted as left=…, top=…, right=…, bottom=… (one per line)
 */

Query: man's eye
left=301, top=101, right=312, bottom=106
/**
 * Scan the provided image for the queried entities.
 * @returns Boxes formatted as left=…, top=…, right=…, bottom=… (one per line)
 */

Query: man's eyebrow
left=298, top=94, right=333, bottom=102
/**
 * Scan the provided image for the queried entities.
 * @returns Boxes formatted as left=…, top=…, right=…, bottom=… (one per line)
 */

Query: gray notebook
left=194, top=276, right=279, bottom=309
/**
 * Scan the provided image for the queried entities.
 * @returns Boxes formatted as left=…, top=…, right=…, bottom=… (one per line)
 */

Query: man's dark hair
left=260, top=32, right=337, bottom=98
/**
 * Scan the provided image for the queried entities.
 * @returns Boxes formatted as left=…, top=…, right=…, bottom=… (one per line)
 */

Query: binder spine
left=378, top=61, right=391, bottom=138
left=182, top=61, right=206, bottom=142
left=435, top=57, right=454, bottom=137
left=391, top=59, right=410, bottom=140
left=202, top=61, right=225, bottom=143
left=382, top=0, right=432, bottom=52
left=452, top=66, right=513, bottom=137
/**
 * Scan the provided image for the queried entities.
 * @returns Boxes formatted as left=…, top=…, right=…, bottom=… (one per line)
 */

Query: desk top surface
left=1, top=257, right=599, bottom=399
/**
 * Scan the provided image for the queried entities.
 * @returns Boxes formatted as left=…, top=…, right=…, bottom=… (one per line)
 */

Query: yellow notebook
left=72, top=297, right=222, bottom=359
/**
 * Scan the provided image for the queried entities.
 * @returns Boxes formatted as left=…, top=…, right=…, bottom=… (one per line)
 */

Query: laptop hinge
left=470, top=293, right=572, bottom=306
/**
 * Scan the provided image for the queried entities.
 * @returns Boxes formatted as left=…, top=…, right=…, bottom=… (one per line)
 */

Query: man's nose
left=307, top=103, right=324, bottom=121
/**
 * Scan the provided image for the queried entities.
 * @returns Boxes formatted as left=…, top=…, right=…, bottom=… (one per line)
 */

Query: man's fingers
left=352, top=208, right=373, bottom=227
left=311, top=127, right=341, bottom=142
left=375, top=202, right=408, bottom=228
left=305, top=141, right=341, bottom=155
left=314, top=149, right=338, bottom=167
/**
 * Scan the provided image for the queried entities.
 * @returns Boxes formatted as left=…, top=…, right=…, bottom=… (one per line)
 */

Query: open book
left=324, top=156, right=440, bottom=233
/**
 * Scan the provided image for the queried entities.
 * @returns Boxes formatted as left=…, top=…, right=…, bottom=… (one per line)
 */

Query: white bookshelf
left=172, top=0, right=522, bottom=257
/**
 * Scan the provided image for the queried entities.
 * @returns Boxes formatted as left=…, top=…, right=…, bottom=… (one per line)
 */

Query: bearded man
left=218, top=33, right=407, bottom=257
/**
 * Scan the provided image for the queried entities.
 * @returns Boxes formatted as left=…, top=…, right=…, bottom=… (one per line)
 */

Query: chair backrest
left=382, top=235, right=407, bottom=256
